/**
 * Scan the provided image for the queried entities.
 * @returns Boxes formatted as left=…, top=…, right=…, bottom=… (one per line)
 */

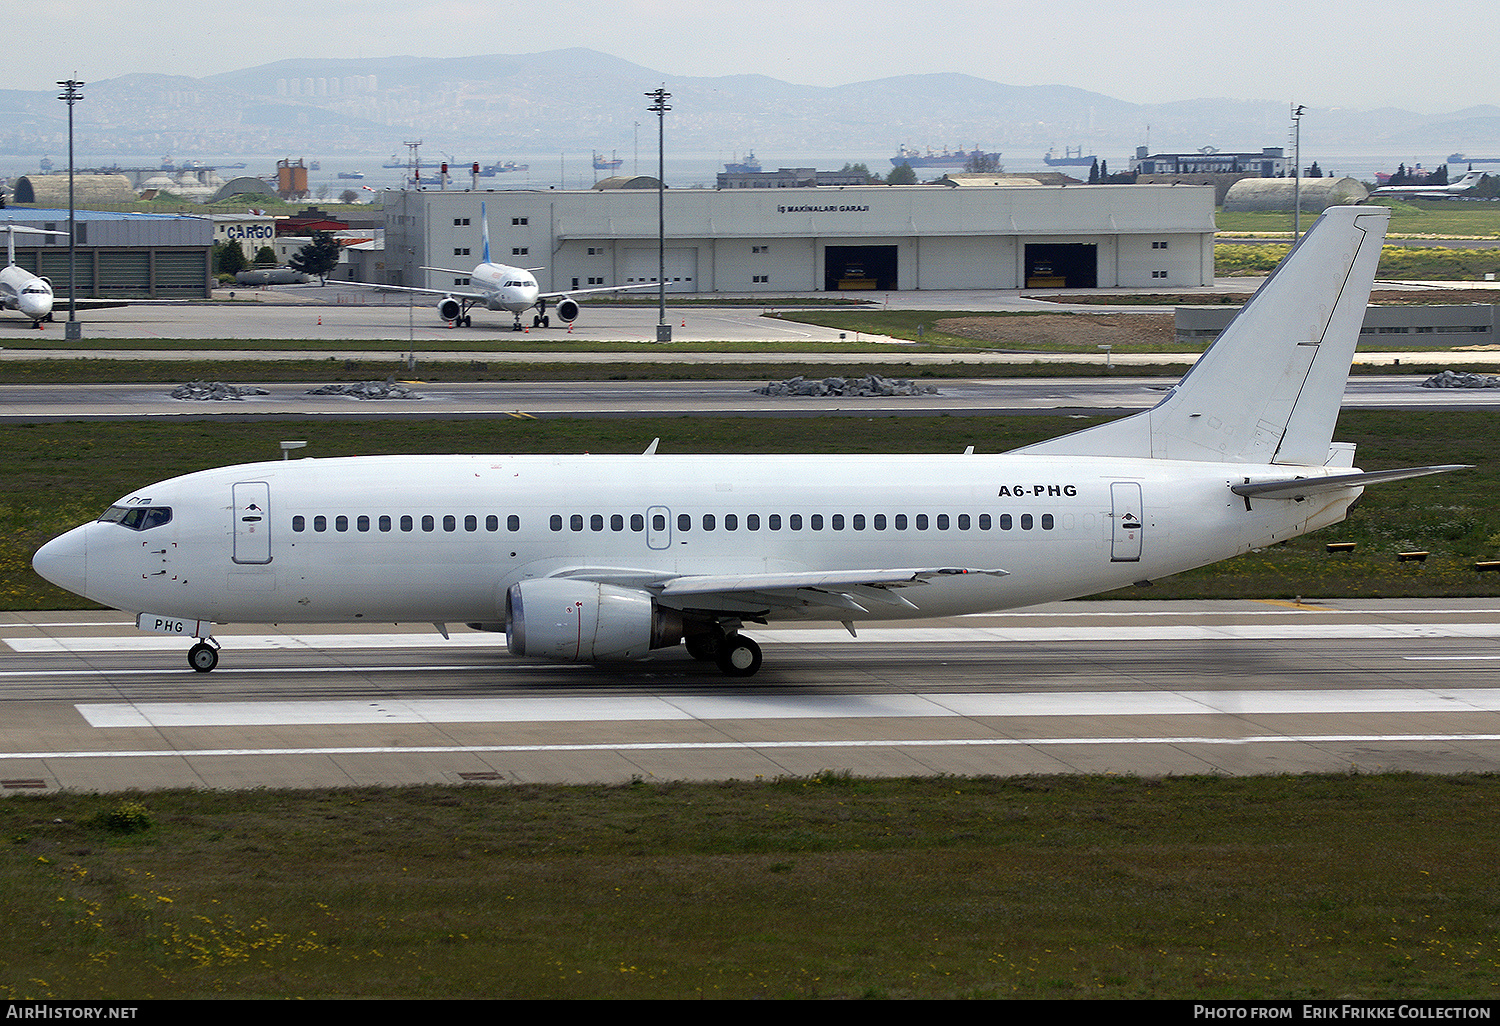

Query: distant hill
left=5, top=49, right=1499, bottom=164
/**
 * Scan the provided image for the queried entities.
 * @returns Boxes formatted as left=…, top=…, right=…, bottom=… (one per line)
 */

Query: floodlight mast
left=57, top=77, right=84, bottom=340
left=1291, top=104, right=1305, bottom=242
left=646, top=87, right=671, bottom=342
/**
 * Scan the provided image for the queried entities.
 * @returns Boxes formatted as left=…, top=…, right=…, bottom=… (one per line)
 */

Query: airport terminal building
left=380, top=183, right=1215, bottom=295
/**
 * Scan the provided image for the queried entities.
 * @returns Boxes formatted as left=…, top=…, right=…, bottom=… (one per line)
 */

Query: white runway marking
left=11, top=621, right=1500, bottom=654
left=8, top=734, right=1500, bottom=762
left=73, top=688, right=1500, bottom=728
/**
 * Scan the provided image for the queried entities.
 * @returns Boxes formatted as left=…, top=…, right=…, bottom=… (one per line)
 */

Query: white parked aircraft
left=350, top=201, right=658, bottom=329
left=1371, top=169, right=1486, bottom=199
left=33, top=206, right=1467, bottom=677
left=0, top=223, right=68, bottom=327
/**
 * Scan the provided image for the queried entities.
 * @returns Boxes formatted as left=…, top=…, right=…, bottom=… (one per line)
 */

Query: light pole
left=57, top=76, right=84, bottom=340
left=646, top=87, right=671, bottom=342
left=1291, top=104, right=1305, bottom=243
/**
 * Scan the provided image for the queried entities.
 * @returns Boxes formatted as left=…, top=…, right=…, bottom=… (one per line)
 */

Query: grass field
left=6, top=775, right=1500, bottom=999
left=1215, top=243, right=1500, bottom=279
left=4, top=411, right=1495, bottom=610
left=1217, top=199, right=1500, bottom=238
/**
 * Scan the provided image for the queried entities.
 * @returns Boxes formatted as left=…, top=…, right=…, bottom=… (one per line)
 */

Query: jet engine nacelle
left=555, top=297, right=580, bottom=323
left=437, top=296, right=463, bottom=322
left=505, top=578, right=682, bottom=662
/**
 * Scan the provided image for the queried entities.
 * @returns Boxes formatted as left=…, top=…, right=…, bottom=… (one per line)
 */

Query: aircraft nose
left=18, top=293, right=51, bottom=320
left=33, top=525, right=88, bottom=598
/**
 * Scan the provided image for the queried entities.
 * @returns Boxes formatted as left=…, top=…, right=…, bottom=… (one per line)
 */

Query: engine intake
left=505, top=578, right=682, bottom=662
left=437, top=296, right=463, bottom=322
left=555, top=297, right=580, bottom=323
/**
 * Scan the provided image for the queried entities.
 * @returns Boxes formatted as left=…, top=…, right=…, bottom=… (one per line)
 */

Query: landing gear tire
left=715, top=635, right=762, bottom=678
left=188, top=641, right=219, bottom=673
left=685, top=633, right=722, bottom=662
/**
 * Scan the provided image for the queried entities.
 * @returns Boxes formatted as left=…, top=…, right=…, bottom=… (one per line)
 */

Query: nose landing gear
left=188, top=639, right=220, bottom=673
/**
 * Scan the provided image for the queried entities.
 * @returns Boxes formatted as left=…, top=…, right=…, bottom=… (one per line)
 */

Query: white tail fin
left=1016, top=205, right=1390, bottom=466
left=3, top=222, right=70, bottom=268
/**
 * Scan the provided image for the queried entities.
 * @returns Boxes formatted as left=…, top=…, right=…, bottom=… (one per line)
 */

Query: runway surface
left=4, top=599, right=1499, bottom=791
left=4, top=375, right=1495, bottom=423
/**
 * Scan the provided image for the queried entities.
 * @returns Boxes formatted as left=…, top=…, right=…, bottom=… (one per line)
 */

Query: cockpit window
left=98, top=505, right=173, bottom=530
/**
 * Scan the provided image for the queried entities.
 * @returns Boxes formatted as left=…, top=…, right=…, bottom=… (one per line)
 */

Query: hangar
left=381, top=182, right=1215, bottom=295
left=1, top=208, right=212, bottom=298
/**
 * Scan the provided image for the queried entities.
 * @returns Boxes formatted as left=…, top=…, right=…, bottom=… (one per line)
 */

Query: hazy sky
left=16, top=0, right=1495, bottom=115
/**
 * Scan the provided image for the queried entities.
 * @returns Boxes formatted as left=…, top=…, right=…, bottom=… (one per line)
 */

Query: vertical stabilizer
left=1015, top=206, right=1389, bottom=466
left=481, top=200, right=490, bottom=264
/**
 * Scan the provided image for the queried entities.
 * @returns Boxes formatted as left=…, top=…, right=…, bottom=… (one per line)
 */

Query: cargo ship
left=1043, top=146, right=1097, bottom=167
left=724, top=151, right=762, bottom=174
left=890, top=145, right=999, bottom=168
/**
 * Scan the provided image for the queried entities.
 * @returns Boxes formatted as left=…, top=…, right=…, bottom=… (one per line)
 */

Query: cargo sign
left=222, top=223, right=276, bottom=241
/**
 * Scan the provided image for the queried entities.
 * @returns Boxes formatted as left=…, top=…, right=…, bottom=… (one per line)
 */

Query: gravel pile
left=755, top=374, right=938, bottom=397
left=169, top=381, right=270, bottom=401
left=305, top=380, right=424, bottom=400
left=1420, top=370, right=1500, bottom=389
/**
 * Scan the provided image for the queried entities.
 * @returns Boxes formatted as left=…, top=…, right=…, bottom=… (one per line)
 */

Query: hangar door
left=623, top=248, right=698, bottom=293
left=825, top=245, right=897, bottom=292
left=1024, top=243, right=1097, bottom=289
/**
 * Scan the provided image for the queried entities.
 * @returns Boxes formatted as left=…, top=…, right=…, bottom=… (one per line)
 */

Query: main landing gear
left=685, top=628, right=764, bottom=678
left=188, top=638, right=220, bottom=673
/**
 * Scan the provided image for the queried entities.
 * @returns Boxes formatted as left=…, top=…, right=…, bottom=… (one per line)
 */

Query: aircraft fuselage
left=469, top=262, right=540, bottom=314
left=35, top=452, right=1358, bottom=628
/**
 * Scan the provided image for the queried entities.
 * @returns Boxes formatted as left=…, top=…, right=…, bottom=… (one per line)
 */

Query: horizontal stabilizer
left=2, top=224, right=70, bottom=238
left=1231, top=465, right=1471, bottom=500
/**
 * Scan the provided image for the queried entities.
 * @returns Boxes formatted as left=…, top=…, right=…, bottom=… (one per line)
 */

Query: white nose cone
left=33, top=525, right=88, bottom=598
left=18, top=291, right=51, bottom=321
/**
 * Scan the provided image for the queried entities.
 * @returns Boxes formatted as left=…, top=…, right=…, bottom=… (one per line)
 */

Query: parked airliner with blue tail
left=349, top=201, right=657, bottom=329
left=33, top=206, right=1466, bottom=676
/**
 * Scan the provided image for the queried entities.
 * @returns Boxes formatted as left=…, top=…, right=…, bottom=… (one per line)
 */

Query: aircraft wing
left=334, top=279, right=490, bottom=302
left=538, top=281, right=664, bottom=301
left=55, top=299, right=143, bottom=312
left=554, top=565, right=1007, bottom=615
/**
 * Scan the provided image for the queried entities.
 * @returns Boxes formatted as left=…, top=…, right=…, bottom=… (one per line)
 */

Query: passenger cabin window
left=98, top=505, right=173, bottom=531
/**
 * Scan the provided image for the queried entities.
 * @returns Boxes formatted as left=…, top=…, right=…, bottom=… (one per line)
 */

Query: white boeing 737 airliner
left=33, top=206, right=1467, bottom=677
